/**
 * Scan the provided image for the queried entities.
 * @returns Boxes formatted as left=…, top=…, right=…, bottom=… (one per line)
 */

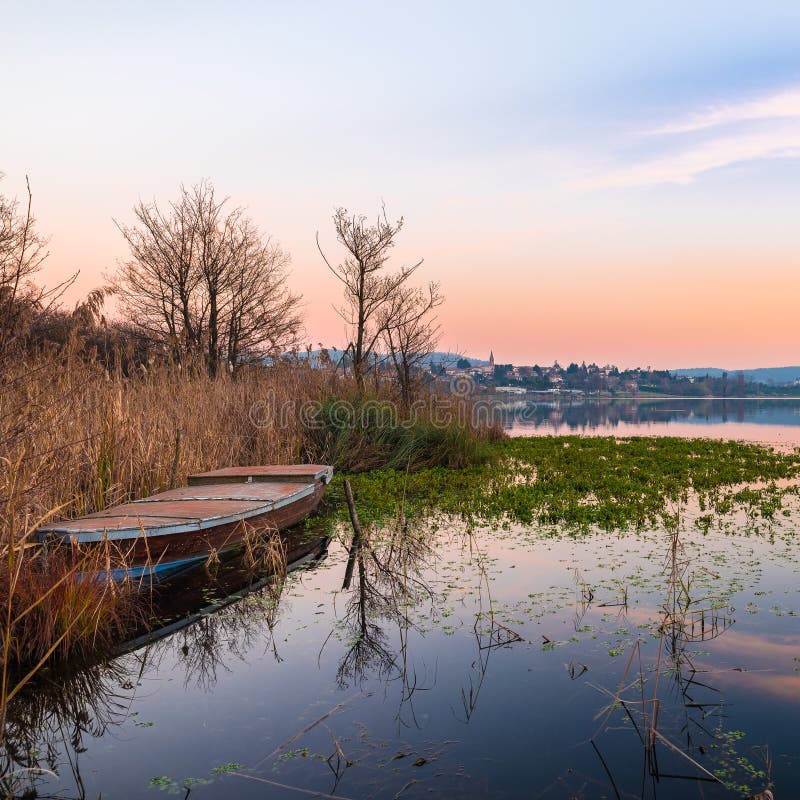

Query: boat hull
left=38, top=469, right=332, bottom=580
left=113, top=480, right=328, bottom=578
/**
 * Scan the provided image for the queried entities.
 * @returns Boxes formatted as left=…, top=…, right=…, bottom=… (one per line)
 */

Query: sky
left=2, top=1, right=800, bottom=369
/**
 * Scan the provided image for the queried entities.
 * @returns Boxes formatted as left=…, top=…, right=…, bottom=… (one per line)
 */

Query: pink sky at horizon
left=3, top=3, right=800, bottom=371
left=10, top=171, right=796, bottom=371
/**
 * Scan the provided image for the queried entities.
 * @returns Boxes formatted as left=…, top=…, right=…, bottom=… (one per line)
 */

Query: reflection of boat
left=37, top=465, right=333, bottom=579
left=117, top=526, right=332, bottom=654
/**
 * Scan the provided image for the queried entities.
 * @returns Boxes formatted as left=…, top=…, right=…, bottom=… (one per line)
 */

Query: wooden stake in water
left=342, top=479, right=363, bottom=590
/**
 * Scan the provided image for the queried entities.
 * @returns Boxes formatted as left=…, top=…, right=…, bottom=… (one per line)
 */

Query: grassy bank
left=338, top=436, right=800, bottom=531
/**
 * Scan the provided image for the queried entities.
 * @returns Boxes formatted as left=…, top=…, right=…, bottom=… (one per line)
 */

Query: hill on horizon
left=290, top=351, right=799, bottom=384
left=292, top=349, right=491, bottom=367
left=672, top=366, right=800, bottom=385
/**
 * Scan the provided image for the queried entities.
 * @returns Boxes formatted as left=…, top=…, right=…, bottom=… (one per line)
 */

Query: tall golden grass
left=1, top=353, right=331, bottom=526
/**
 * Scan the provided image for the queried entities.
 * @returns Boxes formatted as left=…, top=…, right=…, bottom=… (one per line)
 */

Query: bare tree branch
left=0, top=175, right=73, bottom=355
left=379, top=282, right=443, bottom=407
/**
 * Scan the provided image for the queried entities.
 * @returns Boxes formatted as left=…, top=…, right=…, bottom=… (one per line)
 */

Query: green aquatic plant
left=211, top=762, right=243, bottom=774
left=147, top=765, right=240, bottom=794
left=333, top=436, right=800, bottom=532
left=711, top=730, right=771, bottom=796
left=147, top=775, right=174, bottom=790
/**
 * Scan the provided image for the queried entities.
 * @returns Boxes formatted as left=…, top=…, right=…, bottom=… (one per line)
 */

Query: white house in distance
left=440, top=352, right=496, bottom=394
left=443, top=351, right=495, bottom=379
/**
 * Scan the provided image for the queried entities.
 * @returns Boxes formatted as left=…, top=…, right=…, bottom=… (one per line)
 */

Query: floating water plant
left=336, top=436, right=800, bottom=532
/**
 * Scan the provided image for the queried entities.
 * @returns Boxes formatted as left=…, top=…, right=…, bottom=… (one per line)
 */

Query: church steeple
left=489, top=350, right=494, bottom=366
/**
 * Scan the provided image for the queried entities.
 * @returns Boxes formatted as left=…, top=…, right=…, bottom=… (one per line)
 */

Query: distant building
left=478, top=351, right=495, bottom=379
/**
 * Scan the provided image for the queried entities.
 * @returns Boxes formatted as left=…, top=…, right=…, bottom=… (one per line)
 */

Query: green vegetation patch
left=307, top=397, right=494, bottom=472
left=331, top=436, right=800, bottom=531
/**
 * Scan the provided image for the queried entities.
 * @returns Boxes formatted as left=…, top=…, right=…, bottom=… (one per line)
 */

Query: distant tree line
left=486, top=361, right=796, bottom=396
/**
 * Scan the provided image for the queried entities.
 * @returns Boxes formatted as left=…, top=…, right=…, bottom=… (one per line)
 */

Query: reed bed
left=1, top=349, right=493, bottom=525
left=0, top=345, right=494, bottom=691
left=1, top=353, right=328, bottom=526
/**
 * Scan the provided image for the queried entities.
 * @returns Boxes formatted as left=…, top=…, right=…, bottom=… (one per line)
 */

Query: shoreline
left=488, top=392, right=800, bottom=400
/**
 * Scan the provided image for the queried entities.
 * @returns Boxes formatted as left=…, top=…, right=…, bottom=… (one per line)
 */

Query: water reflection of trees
left=134, top=581, right=285, bottom=692
left=502, top=397, right=798, bottom=433
left=331, top=519, right=526, bottom=733
left=332, top=519, right=436, bottom=697
left=1, top=659, right=134, bottom=799
left=123, top=532, right=330, bottom=690
left=1, top=580, right=287, bottom=798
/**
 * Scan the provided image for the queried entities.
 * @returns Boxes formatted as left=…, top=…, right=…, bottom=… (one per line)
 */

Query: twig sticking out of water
left=323, top=723, right=353, bottom=791
left=254, top=696, right=359, bottom=768
left=343, top=480, right=363, bottom=540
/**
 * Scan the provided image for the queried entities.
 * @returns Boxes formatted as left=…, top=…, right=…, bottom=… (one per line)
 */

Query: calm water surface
left=7, top=502, right=800, bottom=799
left=499, top=397, right=800, bottom=446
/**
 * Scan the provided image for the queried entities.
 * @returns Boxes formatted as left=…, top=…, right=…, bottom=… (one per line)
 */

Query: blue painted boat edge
left=106, top=554, right=209, bottom=582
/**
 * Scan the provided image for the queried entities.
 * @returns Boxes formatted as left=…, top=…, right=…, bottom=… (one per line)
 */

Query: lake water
left=497, top=396, right=800, bottom=446
left=7, top=501, right=800, bottom=799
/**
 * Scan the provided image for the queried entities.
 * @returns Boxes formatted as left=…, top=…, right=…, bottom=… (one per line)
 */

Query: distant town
left=431, top=352, right=800, bottom=397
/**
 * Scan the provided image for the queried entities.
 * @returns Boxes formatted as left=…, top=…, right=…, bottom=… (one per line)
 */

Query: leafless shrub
left=113, top=179, right=303, bottom=375
left=0, top=175, right=75, bottom=355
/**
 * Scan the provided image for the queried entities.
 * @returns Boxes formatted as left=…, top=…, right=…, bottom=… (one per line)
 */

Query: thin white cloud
left=586, top=122, right=800, bottom=188
left=647, top=87, right=800, bottom=135
left=586, top=86, right=800, bottom=188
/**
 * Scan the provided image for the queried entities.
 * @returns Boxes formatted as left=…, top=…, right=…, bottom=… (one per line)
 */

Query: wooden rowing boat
left=37, top=464, right=334, bottom=579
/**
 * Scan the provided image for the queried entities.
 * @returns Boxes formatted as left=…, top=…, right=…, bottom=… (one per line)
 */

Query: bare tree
left=0, top=175, right=51, bottom=352
left=223, top=223, right=303, bottom=368
left=317, top=207, right=422, bottom=393
left=380, top=281, right=443, bottom=407
left=113, top=180, right=302, bottom=374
